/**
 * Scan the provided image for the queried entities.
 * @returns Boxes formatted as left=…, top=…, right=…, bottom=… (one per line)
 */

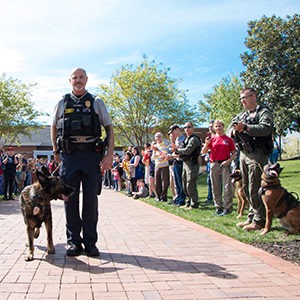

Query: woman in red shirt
left=202, top=120, right=236, bottom=216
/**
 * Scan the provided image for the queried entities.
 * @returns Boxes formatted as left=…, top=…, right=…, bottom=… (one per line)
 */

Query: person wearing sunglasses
left=171, top=122, right=201, bottom=210
left=230, top=87, right=273, bottom=231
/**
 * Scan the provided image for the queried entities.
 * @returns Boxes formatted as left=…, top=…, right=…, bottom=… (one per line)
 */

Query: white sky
left=0, top=0, right=299, bottom=124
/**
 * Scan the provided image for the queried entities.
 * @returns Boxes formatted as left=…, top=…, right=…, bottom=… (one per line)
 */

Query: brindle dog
left=20, top=166, right=74, bottom=261
left=230, top=169, right=249, bottom=219
left=259, top=163, right=300, bottom=235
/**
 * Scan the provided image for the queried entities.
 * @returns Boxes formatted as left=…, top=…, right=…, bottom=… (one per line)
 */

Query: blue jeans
left=173, top=160, right=185, bottom=205
left=207, top=172, right=213, bottom=201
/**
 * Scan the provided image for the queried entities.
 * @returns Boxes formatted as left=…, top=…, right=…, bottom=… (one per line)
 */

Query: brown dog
left=230, top=169, right=249, bottom=218
left=259, top=163, right=300, bottom=235
left=20, top=166, right=74, bottom=261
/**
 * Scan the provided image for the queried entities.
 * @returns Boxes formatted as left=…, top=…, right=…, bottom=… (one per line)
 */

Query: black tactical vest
left=180, top=134, right=202, bottom=163
left=60, top=93, right=101, bottom=137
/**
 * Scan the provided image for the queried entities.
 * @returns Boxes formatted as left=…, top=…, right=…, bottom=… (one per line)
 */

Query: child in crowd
left=112, top=166, right=120, bottom=192
left=121, top=151, right=133, bottom=196
left=132, top=179, right=149, bottom=199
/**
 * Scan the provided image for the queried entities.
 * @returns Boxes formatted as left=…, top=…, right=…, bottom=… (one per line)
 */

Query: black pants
left=4, top=171, right=15, bottom=198
left=60, top=150, right=101, bottom=249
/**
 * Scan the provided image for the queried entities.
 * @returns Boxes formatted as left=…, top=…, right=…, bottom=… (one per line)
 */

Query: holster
left=96, top=137, right=108, bottom=160
left=56, top=137, right=73, bottom=154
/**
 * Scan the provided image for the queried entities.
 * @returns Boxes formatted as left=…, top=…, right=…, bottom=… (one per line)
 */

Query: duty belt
left=70, top=136, right=97, bottom=143
left=70, top=142, right=96, bottom=152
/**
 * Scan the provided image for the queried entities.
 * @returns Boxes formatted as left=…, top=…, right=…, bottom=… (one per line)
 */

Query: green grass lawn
left=141, top=159, right=300, bottom=244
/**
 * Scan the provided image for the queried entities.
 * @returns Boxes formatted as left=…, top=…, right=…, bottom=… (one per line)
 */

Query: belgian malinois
left=259, top=163, right=300, bottom=235
left=20, top=166, right=74, bottom=261
left=230, top=169, right=249, bottom=219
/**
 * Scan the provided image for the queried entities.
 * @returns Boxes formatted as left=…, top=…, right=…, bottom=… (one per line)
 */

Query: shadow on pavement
left=37, top=243, right=237, bottom=279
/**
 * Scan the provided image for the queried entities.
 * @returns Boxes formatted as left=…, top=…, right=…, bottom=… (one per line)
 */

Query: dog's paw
left=260, top=228, right=269, bottom=235
left=47, top=247, right=55, bottom=254
left=25, top=253, right=34, bottom=261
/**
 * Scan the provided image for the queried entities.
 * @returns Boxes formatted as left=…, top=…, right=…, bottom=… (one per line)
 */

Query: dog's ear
left=36, top=169, right=47, bottom=184
left=41, top=165, right=51, bottom=176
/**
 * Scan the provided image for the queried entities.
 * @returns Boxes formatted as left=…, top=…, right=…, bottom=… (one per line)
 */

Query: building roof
left=11, top=126, right=52, bottom=147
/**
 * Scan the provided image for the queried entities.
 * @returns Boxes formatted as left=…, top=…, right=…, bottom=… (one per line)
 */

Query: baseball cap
left=168, top=124, right=180, bottom=135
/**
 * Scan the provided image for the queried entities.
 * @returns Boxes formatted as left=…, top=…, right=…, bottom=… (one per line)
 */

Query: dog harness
left=259, top=185, right=300, bottom=218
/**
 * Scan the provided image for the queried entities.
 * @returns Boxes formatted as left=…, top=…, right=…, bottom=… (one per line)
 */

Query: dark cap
left=168, top=124, right=180, bottom=135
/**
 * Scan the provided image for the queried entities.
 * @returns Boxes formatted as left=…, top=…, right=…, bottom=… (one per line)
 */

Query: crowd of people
left=103, top=119, right=238, bottom=216
left=0, top=146, right=58, bottom=200
left=102, top=87, right=277, bottom=233
left=104, top=121, right=204, bottom=210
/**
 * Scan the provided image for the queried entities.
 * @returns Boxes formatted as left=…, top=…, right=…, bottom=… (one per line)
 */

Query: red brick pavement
left=0, top=190, right=299, bottom=299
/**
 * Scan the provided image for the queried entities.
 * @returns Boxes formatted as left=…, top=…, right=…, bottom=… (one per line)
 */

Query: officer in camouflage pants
left=231, top=87, right=273, bottom=231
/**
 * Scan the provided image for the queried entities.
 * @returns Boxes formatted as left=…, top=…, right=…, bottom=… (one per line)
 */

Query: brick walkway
left=0, top=189, right=299, bottom=299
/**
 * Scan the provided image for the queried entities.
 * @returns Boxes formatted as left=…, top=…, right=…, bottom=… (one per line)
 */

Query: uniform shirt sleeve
left=52, top=100, right=65, bottom=128
left=94, top=97, right=112, bottom=127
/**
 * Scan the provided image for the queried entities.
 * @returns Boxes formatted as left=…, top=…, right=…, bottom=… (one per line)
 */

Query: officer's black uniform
left=56, top=92, right=104, bottom=254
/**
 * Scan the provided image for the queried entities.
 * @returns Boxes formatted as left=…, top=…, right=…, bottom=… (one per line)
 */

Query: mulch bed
left=250, top=240, right=300, bottom=265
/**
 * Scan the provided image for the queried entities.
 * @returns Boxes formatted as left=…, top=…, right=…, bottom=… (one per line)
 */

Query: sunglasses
left=184, top=125, right=192, bottom=129
left=240, top=94, right=254, bottom=101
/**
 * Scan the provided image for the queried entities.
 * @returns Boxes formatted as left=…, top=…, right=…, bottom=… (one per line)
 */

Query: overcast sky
left=0, top=0, right=298, bottom=124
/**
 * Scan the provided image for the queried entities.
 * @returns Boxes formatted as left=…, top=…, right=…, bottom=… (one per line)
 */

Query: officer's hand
left=100, top=154, right=113, bottom=171
left=233, top=122, right=244, bottom=133
left=54, top=153, right=61, bottom=163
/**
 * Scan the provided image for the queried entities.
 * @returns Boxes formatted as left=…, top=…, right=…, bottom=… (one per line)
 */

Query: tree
left=0, top=74, right=46, bottom=145
left=98, top=56, right=198, bottom=149
left=198, top=74, right=243, bottom=127
left=241, top=14, right=300, bottom=135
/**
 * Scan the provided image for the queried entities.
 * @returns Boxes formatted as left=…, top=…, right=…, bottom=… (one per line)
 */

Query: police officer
left=51, top=67, right=114, bottom=256
left=231, top=87, right=273, bottom=231
left=171, top=122, right=201, bottom=210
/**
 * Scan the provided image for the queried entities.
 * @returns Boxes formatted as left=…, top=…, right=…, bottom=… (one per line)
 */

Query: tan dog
left=259, top=163, right=300, bottom=235
left=230, top=170, right=249, bottom=218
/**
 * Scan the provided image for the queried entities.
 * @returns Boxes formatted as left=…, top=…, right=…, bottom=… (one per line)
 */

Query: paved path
left=0, top=190, right=299, bottom=300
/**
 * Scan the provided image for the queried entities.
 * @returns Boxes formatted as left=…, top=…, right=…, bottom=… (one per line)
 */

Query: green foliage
left=98, top=56, right=198, bottom=148
left=198, top=74, right=243, bottom=127
left=0, top=74, right=46, bottom=145
left=241, top=14, right=300, bottom=135
left=281, top=132, right=300, bottom=159
left=140, top=159, right=300, bottom=245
